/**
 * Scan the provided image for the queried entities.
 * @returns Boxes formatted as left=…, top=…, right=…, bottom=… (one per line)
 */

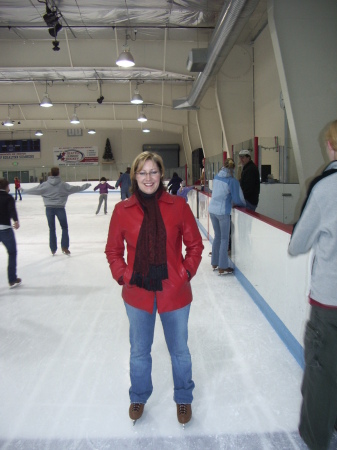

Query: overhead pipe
left=173, top=0, right=261, bottom=110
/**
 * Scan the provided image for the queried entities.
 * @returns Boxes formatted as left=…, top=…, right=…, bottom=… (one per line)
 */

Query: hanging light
left=40, top=81, right=53, bottom=107
left=138, top=109, right=147, bottom=122
left=3, top=117, right=14, bottom=127
left=88, top=129, right=96, bottom=134
left=131, top=83, right=143, bottom=104
left=70, top=105, right=80, bottom=124
left=116, top=31, right=135, bottom=68
left=142, top=128, right=150, bottom=133
left=35, top=130, right=43, bottom=136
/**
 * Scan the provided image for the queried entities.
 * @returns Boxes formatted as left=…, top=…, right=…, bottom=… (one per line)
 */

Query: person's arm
left=21, top=184, right=46, bottom=195
left=105, top=204, right=127, bottom=283
left=8, top=197, right=20, bottom=229
left=64, top=182, right=91, bottom=194
left=288, top=192, right=321, bottom=256
left=181, top=201, right=204, bottom=278
left=106, top=183, right=115, bottom=190
left=230, top=179, right=246, bottom=207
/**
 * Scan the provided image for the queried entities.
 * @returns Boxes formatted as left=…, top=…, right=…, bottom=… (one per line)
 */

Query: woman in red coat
left=105, top=151, right=203, bottom=426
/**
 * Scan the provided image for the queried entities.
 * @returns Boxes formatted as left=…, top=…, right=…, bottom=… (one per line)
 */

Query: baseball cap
left=239, top=149, right=251, bottom=157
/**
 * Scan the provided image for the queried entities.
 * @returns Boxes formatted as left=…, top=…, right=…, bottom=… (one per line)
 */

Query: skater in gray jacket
left=288, top=119, right=337, bottom=450
left=23, top=167, right=91, bottom=255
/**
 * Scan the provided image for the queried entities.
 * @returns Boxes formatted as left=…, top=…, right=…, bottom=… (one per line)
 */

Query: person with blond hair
left=289, top=120, right=337, bottom=450
left=209, top=158, right=245, bottom=275
left=105, top=151, right=203, bottom=426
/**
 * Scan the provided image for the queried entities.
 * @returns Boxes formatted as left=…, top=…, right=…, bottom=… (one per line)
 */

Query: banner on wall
left=0, top=139, right=41, bottom=160
left=53, top=146, right=98, bottom=165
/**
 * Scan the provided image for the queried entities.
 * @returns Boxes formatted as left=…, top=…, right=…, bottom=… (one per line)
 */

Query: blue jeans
left=124, top=301, right=194, bottom=405
left=15, top=188, right=22, bottom=200
left=210, top=213, right=230, bottom=269
left=121, top=190, right=131, bottom=201
left=0, top=228, right=17, bottom=283
left=45, top=207, right=69, bottom=253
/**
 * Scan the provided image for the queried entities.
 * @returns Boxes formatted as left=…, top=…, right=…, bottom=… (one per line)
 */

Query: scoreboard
left=0, top=139, right=40, bottom=153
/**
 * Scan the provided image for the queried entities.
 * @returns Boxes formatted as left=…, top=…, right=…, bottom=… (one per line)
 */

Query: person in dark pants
left=288, top=119, right=337, bottom=450
left=22, top=167, right=91, bottom=256
left=167, top=172, right=183, bottom=195
left=0, top=178, right=21, bottom=288
left=14, top=177, right=22, bottom=201
left=238, top=149, right=260, bottom=211
left=116, top=166, right=131, bottom=200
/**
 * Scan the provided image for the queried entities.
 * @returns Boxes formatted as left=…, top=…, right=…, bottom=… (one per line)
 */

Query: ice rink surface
left=1, top=191, right=337, bottom=449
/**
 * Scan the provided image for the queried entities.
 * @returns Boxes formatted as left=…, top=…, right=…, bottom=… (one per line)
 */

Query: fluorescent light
left=35, top=130, right=43, bottom=136
left=88, top=129, right=96, bottom=134
left=142, top=128, right=150, bottom=133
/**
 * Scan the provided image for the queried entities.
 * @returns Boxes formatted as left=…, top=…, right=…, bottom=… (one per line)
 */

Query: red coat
left=105, top=191, right=204, bottom=313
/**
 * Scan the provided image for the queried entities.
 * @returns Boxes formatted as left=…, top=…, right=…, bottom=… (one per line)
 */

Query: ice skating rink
left=1, top=191, right=336, bottom=450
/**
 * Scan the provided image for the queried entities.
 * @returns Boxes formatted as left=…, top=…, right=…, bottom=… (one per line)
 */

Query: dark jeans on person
left=15, top=188, right=22, bottom=201
left=121, top=190, right=131, bottom=201
left=0, top=228, right=17, bottom=283
left=45, top=207, right=69, bottom=253
left=299, top=304, right=337, bottom=450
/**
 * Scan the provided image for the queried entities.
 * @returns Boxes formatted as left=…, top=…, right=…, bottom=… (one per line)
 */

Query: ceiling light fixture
left=3, top=117, right=14, bottom=127
left=35, top=130, right=43, bottom=136
left=138, top=106, right=147, bottom=122
left=70, top=105, right=80, bottom=124
left=131, top=83, right=143, bottom=104
left=88, top=129, right=96, bottom=134
left=116, top=49, right=135, bottom=68
left=40, top=81, right=53, bottom=107
left=3, top=105, right=14, bottom=126
left=142, top=128, right=150, bottom=133
left=116, top=31, right=135, bottom=68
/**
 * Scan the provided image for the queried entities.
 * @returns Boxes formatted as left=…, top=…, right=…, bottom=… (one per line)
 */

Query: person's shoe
left=62, top=248, right=71, bottom=255
left=9, top=278, right=22, bottom=289
left=218, top=267, right=234, bottom=275
left=129, top=403, right=144, bottom=424
left=208, top=252, right=212, bottom=257
left=212, top=265, right=218, bottom=271
left=177, top=404, right=192, bottom=426
left=105, top=212, right=108, bottom=215
left=52, top=251, right=56, bottom=256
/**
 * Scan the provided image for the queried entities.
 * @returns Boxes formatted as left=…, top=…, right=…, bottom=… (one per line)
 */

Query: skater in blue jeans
left=105, top=152, right=203, bottom=426
left=0, top=178, right=22, bottom=288
left=23, top=167, right=91, bottom=255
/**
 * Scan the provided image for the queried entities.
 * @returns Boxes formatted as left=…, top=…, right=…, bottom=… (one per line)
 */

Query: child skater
left=94, top=177, right=115, bottom=215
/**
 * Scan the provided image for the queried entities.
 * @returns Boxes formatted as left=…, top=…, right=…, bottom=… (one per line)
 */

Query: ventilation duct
left=173, top=0, right=261, bottom=110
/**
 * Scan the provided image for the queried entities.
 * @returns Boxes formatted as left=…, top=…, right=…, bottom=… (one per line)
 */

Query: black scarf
left=130, top=186, right=168, bottom=291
